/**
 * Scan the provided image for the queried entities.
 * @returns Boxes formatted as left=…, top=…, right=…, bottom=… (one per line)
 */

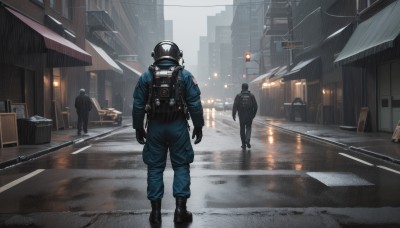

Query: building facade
left=0, top=0, right=91, bottom=129
left=0, top=0, right=164, bottom=131
left=246, top=0, right=400, bottom=133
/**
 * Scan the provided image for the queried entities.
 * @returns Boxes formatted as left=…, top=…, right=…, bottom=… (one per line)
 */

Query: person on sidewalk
left=232, top=83, right=258, bottom=149
left=132, top=40, right=204, bottom=226
left=74, top=88, right=92, bottom=136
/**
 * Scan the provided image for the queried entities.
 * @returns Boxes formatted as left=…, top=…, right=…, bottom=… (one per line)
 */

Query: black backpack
left=145, top=65, right=188, bottom=122
left=239, top=92, right=252, bottom=110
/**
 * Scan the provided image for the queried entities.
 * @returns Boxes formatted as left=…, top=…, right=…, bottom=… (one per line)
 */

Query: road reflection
left=267, top=127, right=274, bottom=144
left=205, top=108, right=215, bottom=128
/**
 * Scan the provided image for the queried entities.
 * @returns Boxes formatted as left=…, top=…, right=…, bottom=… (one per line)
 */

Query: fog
left=164, top=0, right=233, bottom=67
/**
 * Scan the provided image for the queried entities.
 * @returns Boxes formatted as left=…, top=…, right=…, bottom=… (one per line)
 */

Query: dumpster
left=17, top=116, right=53, bottom=145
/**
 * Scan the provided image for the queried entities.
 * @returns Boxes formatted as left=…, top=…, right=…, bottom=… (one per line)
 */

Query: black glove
left=232, top=115, right=236, bottom=121
left=191, top=126, right=203, bottom=144
left=136, top=128, right=146, bottom=144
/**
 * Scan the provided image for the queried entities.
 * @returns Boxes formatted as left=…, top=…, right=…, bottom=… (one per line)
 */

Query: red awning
left=120, top=60, right=144, bottom=75
left=5, top=7, right=91, bottom=66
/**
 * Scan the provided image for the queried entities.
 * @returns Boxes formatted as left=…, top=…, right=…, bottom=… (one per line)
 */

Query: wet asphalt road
left=0, top=109, right=400, bottom=227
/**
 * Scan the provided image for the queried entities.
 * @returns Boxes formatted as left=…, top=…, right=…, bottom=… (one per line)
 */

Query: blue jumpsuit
left=132, top=61, right=204, bottom=201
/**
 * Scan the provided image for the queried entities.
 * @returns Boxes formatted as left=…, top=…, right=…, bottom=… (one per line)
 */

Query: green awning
left=250, top=67, right=280, bottom=84
left=282, top=57, right=320, bottom=82
left=335, top=0, right=400, bottom=65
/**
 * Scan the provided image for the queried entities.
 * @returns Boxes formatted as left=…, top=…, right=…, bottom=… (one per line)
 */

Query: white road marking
left=95, top=132, right=116, bottom=141
left=377, top=165, right=400, bottom=175
left=0, top=169, right=45, bottom=194
left=339, top=153, right=373, bottom=166
left=307, top=172, right=374, bottom=186
left=72, top=145, right=92, bottom=154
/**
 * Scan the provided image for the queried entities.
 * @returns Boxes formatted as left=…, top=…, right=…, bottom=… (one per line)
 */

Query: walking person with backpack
left=232, top=83, right=258, bottom=149
left=132, top=41, right=204, bottom=226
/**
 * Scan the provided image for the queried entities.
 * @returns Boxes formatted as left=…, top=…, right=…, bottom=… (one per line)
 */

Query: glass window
left=62, top=0, right=73, bottom=20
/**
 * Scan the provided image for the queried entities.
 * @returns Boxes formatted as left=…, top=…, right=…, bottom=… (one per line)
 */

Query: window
left=62, top=0, right=73, bottom=20
left=50, top=0, right=62, bottom=12
left=272, top=18, right=288, bottom=25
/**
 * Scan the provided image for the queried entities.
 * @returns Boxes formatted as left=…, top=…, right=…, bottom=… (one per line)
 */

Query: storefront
left=335, top=0, right=400, bottom=132
left=0, top=6, right=91, bottom=122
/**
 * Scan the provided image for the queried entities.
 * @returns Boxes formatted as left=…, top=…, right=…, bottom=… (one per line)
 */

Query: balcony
left=87, top=11, right=115, bottom=33
left=265, top=2, right=288, bottom=17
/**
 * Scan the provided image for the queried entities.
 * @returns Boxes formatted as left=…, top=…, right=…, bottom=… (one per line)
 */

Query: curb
left=263, top=121, right=400, bottom=166
left=0, top=125, right=129, bottom=170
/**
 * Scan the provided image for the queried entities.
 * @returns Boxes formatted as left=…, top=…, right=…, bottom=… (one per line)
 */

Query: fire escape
left=261, top=0, right=290, bottom=71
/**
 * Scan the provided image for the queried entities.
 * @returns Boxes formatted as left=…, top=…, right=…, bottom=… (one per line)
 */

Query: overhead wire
left=118, top=1, right=265, bottom=8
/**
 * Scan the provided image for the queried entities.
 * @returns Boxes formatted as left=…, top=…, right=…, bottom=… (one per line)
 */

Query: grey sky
left=164, top=0, right=233, bottom=66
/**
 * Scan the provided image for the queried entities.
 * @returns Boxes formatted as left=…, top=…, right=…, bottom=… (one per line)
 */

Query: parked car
left=202, top=97, right=215, bottom=109
left=224, top=98, right=234, bottom=110
left=214, top=98, right=225, bottom=111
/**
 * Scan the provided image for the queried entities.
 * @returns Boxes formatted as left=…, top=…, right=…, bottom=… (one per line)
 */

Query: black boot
left=149, top=200, right=161, bottom=226
left=174, top=197, right=193, bottom=223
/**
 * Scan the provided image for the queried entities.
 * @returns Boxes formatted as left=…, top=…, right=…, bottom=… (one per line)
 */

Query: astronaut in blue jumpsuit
left=132, top=41, right=204, bottom=225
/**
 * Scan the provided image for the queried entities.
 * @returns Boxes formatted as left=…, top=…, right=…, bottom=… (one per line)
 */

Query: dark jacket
left=232, top=90, right=258, bottom=122
left=75, top=94, right=92, bottom=115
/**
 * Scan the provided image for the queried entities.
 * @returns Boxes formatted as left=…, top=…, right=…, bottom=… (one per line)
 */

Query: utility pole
left=287, top=0, right=293, bottom=66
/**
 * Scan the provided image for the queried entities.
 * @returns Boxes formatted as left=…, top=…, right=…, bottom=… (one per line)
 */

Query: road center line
left=339, top=153, right=374, bottom=166
left=72, top=145, right=92, bottom=154
left=377, top=165, right=400, bottom=175
left=0, top=169, right=45, bottom=194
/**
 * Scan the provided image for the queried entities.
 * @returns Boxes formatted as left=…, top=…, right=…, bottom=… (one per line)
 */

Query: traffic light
left=245, top=52, right=251, bottom=62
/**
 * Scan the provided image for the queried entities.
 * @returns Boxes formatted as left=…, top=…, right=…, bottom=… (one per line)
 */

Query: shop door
left=378, top=63, right=391, bottom=132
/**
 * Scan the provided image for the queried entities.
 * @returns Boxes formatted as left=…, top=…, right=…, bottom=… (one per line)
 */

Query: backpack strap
left=145, top=64, right=159, bottom=118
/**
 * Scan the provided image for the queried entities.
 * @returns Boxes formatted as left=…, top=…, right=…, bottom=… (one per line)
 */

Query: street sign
left=280, top=41, right=304, bottom=49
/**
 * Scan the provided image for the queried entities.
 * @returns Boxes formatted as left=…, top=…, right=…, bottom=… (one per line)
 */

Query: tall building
left=203, top=7, right=233, bottom=98
left=197, top=36, right=209, bottom=86
left=164, top=20, right=173, bottom=41
left=231, top=0, right=263, bottom=84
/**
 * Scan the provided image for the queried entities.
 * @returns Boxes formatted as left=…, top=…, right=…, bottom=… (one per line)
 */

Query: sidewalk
left=0, top=119, right=130, bottom=169
left=1, top=116, right=400, bottom=170
left=255, top=116, right=400, bottom=165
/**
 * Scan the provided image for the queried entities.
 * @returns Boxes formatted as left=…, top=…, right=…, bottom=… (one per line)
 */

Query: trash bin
left=290, top=98, right=306, bottom=122
left=17, top=116, right=53, bottom=145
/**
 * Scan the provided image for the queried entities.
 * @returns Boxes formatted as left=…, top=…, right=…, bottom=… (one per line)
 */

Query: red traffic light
left=245, top=52, right=251, bottom=62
